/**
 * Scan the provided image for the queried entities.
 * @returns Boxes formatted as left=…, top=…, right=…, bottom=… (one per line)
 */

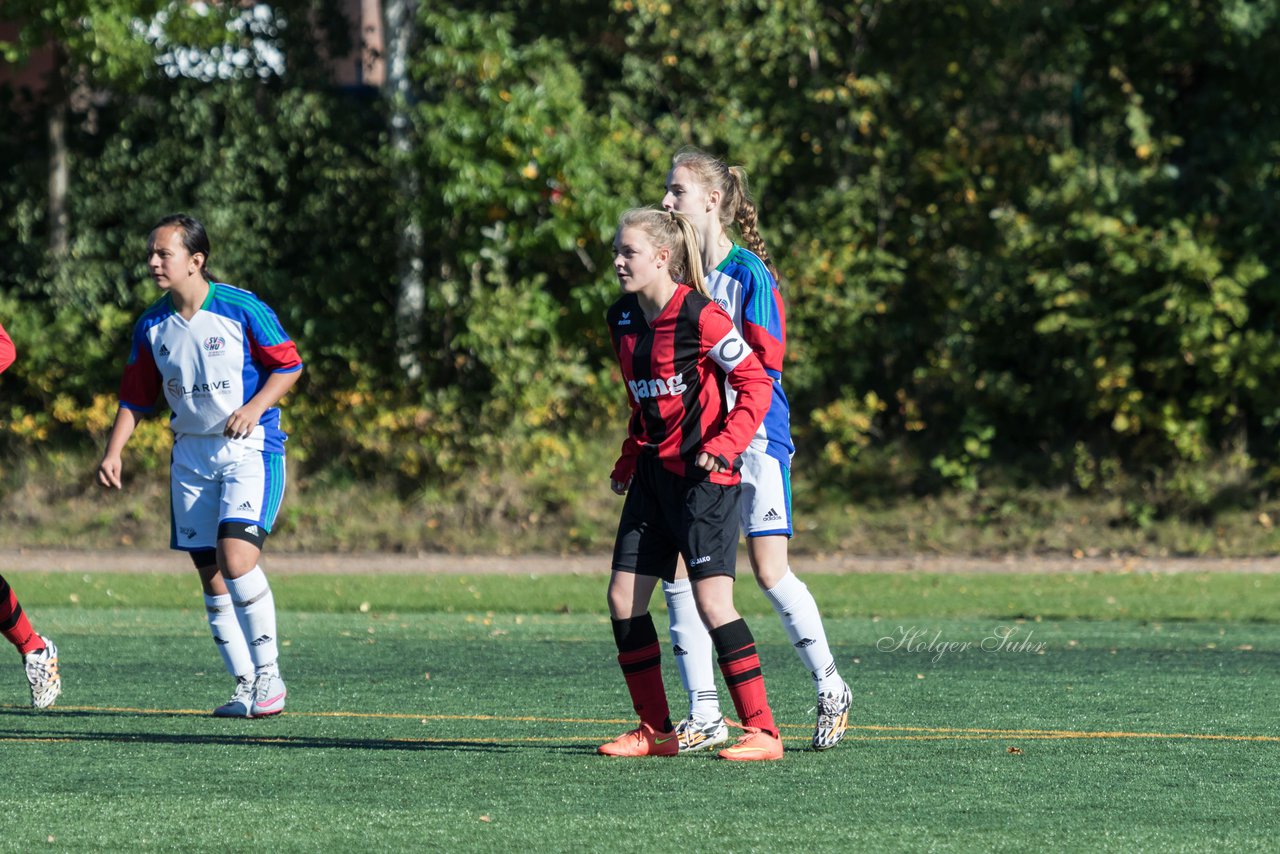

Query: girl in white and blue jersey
left=659, top=148, right=852, bottom=752
left=98, top=214, right=302, bottom=719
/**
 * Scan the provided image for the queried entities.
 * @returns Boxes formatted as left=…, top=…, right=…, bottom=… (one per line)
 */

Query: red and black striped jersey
left=607, top=285, right=772, bottom=486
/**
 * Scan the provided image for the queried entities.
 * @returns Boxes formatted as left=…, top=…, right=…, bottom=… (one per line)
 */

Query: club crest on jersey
left=203, top=336, right=227, bottom=356
left=628, top=374, right=687, bottom=402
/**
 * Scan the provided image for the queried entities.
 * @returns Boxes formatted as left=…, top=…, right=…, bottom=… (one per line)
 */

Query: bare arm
left=223, top=368, right=303, bottom=439
left=97, top=407, right=142, bottom=489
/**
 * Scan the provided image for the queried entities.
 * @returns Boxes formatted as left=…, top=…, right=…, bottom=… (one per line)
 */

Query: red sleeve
left=119, top=340, right=163, bottom=412
left=0, top=322, right=14, bottom=375
left=739, top=263, right=786, bottom=374
left=610, top=432, right=643, bottom=484
left=250, top=338, right=302, bottom=372
left=741, top=311, right=785, bottom=376
left=609, top=337, right=643, bottom=483
left=697, top=307, right=772, bottom=468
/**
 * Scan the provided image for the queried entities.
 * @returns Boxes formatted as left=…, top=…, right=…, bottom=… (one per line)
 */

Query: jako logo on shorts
left=628, top=374, right=687, bottom=401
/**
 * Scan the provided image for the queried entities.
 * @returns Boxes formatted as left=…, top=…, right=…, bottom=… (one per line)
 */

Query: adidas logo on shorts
left=238, top=501, right=255, bottom=511
left=762, top=508, right=782, bottom=522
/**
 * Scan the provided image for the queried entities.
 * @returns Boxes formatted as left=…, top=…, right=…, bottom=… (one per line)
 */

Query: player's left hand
left=224, top=406, right=263, bottom=439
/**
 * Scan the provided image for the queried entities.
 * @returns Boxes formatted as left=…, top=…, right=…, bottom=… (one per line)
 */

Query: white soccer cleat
left=250, top=668, right=286, bottom=717
left=812, top=679, right=852, bottom=750
left=675, top=715, right=730, bottom=754
left=213, top=674, right=255, bottom=718
left=23, top=635, right=62, bottom=710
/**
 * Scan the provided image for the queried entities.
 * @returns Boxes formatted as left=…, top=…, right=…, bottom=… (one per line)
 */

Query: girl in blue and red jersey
left=0, top=321, right=62, bottom=709
left=660, top=148, right=851, bottom=752
left=598, top=207, right=784, bottom=761
left=97, top=214, right=302, bottom=719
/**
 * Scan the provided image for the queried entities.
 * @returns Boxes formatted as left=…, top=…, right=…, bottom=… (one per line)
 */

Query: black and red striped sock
left=0, top=575, right=41, bottom=656
left=711, top=618, right=779, bottom=738
left=611, top=613, right=673, bottom=732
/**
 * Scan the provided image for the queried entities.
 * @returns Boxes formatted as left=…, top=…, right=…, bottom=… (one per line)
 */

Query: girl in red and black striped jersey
left=0, top=321, right=63, bottom=709
left=598, top=208, right=785, bottom=761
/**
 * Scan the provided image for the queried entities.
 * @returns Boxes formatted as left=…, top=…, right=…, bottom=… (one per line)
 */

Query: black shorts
left=611, top=454, right=741, bottom=582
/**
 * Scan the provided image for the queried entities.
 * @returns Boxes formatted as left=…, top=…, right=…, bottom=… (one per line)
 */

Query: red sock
left=612, top=614, right=673, bottom=732
left=0, top=575, right=41, bottom=656
left=711, top=619, right=779, bottom=738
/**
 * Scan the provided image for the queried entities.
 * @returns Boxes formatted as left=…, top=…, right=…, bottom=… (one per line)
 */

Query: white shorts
left=737, top=446, right=792, bottom=537
left=170, top=434, right=286, bottom=551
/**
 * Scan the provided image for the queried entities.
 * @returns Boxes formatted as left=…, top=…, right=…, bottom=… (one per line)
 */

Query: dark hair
left=149, top=213, right=214, bottom=279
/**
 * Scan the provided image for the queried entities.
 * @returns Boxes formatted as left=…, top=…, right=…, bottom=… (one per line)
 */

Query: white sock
left=224, top=566, right=280, bottom=672
left=662, top=578, right=720, bottom=720
left=204, top=593, right=253, bottom=678
left=764, top=569, right=842, bottom=694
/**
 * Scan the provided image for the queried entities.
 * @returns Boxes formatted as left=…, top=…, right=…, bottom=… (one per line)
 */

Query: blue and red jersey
left=118, top=283, right=302, bottom=453
left=608, top=284, right=772, bottom=486
left=706, top=245, right=794, bottom=466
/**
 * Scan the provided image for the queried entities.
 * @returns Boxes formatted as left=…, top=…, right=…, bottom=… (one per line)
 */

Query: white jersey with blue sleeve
left=118, top=283, right=303, bottom=454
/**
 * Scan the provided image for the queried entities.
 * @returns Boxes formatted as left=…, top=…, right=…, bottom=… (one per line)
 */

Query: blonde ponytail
left=616, top=207, right=709, bottom=297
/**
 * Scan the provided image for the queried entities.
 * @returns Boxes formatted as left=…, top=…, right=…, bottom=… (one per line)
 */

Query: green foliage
left=2, top=0, right=1279, bottom=525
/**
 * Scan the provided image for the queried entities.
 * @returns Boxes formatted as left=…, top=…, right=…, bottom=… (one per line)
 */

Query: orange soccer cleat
left=597, top=722, right=680, bottom=757
left=717, top=726, right=784, bottom=761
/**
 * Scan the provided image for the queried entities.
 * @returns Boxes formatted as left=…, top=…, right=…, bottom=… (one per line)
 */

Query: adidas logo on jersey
left=762, top=508, right=782, bottom=522
left=158, top=344, right=170, bottom=356
left=628, top=373, right=687, bottom=402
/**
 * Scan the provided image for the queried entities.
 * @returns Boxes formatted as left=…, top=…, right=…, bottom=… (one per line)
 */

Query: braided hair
left=670, top=148, right=779, bottom=281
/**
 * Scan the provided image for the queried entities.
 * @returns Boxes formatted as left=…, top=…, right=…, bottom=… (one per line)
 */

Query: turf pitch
left=1, top=570, right=1277, bottom=852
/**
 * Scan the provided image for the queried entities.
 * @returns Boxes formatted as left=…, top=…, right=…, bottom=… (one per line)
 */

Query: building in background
left=0, top=1, right=385, bottom=94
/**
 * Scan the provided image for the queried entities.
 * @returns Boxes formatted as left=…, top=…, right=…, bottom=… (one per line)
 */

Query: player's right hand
left=610, top=477, right=630, bottom=495
left=97, top=456, right=123, bottom=489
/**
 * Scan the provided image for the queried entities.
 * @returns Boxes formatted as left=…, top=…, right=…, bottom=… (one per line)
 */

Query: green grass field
left=2, top=569, right=1278, bottom=852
